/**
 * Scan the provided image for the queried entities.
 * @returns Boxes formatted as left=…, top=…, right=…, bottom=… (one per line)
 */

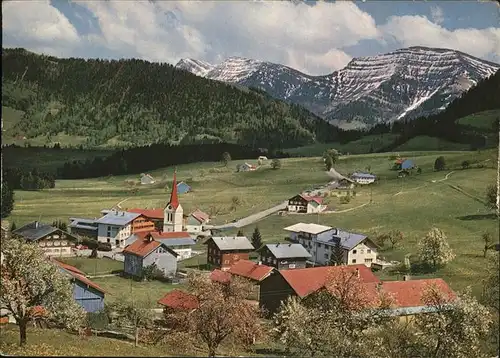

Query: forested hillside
left=1, top=48, right=358, bottom=150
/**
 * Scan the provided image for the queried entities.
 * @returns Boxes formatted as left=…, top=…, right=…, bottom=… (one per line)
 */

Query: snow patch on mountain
left=175, top=46, right=500, bottom=128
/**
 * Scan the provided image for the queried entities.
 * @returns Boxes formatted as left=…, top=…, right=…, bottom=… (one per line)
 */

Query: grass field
left=394, top=136, right=472, bottom=152
left=457, top=109, right=499, bottom=129
left=6, top=149, right=499, bottom=298
left=58, top=257, right=124, bottom=275
left=284, top=133, right=398, bottom=156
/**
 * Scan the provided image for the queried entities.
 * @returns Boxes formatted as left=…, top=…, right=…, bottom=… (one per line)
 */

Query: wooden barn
left=204, top=236, right=254, bottom=270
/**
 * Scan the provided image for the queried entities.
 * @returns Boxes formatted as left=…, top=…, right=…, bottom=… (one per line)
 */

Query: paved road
left=209, top=200, right=288, bottom=231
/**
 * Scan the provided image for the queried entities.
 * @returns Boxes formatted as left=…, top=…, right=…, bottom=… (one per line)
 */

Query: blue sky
left=3, top=0, right=499, bottom=75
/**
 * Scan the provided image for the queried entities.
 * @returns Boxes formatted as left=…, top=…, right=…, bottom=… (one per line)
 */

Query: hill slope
left=1, top=48, right=353, bottom=149
left=176, top=46, right=499, bottom=128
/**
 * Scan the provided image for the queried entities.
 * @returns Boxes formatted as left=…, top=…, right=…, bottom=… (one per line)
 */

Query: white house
left=350, top=172, right=376, bottom=185
left=287, top=194, right=327, bottom=214
left=95, top=211, right=141, bottom=249
left=283, top=223, right=379, bottom=267
left=185, top=209, right=210, bottom=233
left=140, top=173, right=156, bottom=185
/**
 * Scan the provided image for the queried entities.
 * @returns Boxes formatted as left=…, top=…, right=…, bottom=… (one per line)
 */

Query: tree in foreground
left=0, top=237, right=86, bottom=345
left=482, top=231, right=493, bottom=257
left=482, top=256, right=499, bottom=354
left=1, top=179, right=14, bottom=218
left=417, top=227, right=455, bottom=269
left=485, top=184, right=498, bottom=211
left=113, top=297, right=155, bottom=346
left=251, top=227, right=263, bottom=250
left=329, top=238, right=344, bottom=266
left=377, top=230, right=404, bottom=249
left=270, top=158, right=281, bottom=170
left=324, top=154, right=334, bottom=171
left=273, top=267, right=392, bottom=357
left=183, top=273, right=262, bottom=357
left=236, top=229, right=245, bottom=237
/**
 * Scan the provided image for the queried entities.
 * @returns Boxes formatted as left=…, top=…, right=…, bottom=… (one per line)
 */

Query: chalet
left=258, top=243, right=311, bottom=270
left=258, top=156, right=268, bottom=161
left=158, top=289, right=199, bottom=313
left=176, top=181, right=191, bottom=194
left=123, top=235, right=178, bottom=278
left=204, top=236, right=254, bottom=270
left=350, top=172, right=376, bottom=185
left=259, top=265, right=379, bottom=315
left=185, top=209, right=210, bottom=233
left=127, top=208, right=164, bottom=231
left=13, top=221, right=78, bottom=257
left=95, top=211, right=153, bottom=248
left=140, top=173, right=155, bottom=185
left=53, top=259, right=106, bottom=313
left=69, top=217, right=98, bottom=239
left=284, top=223, right=379, bottom=267
left=147, top=231, right=196, bottom=260
left=287, top=194, right=326, bottom=214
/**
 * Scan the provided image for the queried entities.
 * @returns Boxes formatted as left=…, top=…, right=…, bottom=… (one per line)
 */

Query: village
left=1, top=154, right=459, bottom=324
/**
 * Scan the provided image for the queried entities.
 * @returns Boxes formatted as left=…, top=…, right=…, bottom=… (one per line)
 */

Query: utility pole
left=370, top=186, right=373, bottom=203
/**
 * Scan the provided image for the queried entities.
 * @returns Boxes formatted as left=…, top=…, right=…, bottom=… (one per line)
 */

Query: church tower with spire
left=163, top=170, right=184, bottom=232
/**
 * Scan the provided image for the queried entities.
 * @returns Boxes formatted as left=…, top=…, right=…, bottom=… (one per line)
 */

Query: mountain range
left=176, top=46, right=500, bottom=129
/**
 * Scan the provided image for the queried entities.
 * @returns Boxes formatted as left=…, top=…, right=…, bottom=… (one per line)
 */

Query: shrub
left=339, top=196, right=351, bottom=204
left=87, top=311, right=109, bottom=330
left=97, top=242, right=112, bottom=252
left=434, top=156, right=446, bottom=171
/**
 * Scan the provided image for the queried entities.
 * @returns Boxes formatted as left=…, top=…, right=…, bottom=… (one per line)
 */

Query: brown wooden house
left=258, top=243, right=311, bottom=270
left=13, top=221, right=79, bottom=257
left=204, top=236, right=254, bottom=270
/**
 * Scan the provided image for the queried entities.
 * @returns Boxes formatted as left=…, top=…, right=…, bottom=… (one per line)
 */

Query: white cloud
left=430, top=6, right=444, bottom=25
left=2, top=0, right=499, bottom=76
left=381, top=15, right=500, bottom=61
left=2, top=0, right=80, bottom=56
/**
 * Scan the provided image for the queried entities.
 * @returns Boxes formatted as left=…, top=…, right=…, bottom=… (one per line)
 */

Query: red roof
left=167, top=171, right=180, bottom=209
left=209, top=269, right=232, bottom=284
left=375, top=278, right=456, bottom=308
left=123, top=237, right=161, bottom=257
left=228, top=260, right=274, bottom=282
left=280, top=265, right=380, bottom=298
left=53, top=260, right=106, bottom=294
left=158, top=290, right=199, bottom=310
left=128, top=208, right=164, bottom=219
left=191, top=209, right=210, bottom=223
left=395, top=158, right=406, bottom=164
left=150, top=231, right=191, bottom=239
left=299, top=194, right=323, bottom=204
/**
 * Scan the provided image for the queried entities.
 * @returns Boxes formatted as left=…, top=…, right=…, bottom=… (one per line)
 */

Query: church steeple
left=167, top=169, right=179, bottom=209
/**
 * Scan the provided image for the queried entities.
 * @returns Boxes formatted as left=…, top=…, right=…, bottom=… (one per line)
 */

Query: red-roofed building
left=259, top=264, right=380, bottom=315
left=228, top=260, right=274, bottom=282
left=185, top=209, right=210, bottom=233
left=122, top=235, right=178, bottom=279
left=158, top=289, right=199, bottom=312
left=287, top=194, right=327, bottom=214
left=210, top=269, right=232, bottom=284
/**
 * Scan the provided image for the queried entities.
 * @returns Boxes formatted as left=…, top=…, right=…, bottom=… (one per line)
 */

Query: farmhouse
left=53, top=259, right=106, bottom=313
left=176, top=181, right=191, bottom=194
left=13, top=221, right=78, bottom=257
left=350, top=172, right=376, bottom=185
left=258, top=243, right=311, bottom=270
left=68, top=217, right=98, bottom=239
left=185, top=209, right=210, bottom=233
left=122, top=235, right=178, bottom=278
left=140, top=173, right=155, bottom=185
left=95, top=211, right=149, bottom=249
left=283, top=223, right=379, bottom=267
left=147, top=231, right=196, bottom=260
left=259, top=265, right=379, bottom=315
left=258, top=156, right=268, bottom=161
left=287, top=194, right=326, bottom=214
left=204, top=236, right=254, bottom=270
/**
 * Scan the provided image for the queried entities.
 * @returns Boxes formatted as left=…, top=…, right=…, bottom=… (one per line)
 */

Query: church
left=163, top=171, right=184, bottom=232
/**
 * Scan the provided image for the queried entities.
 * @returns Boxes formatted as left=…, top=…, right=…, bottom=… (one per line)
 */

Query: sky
left=2, top=0, right=500, bottom=76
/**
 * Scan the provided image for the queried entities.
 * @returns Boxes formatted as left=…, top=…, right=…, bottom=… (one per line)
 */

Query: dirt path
left=329, top=202, right=370, bottom=213
left=394, top=171, right=455, bottom=196
left=210, top=201, right=288, bottom=230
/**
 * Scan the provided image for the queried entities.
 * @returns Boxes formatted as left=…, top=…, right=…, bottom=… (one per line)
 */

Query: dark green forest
left=1, top=48, right=361, bottom=150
